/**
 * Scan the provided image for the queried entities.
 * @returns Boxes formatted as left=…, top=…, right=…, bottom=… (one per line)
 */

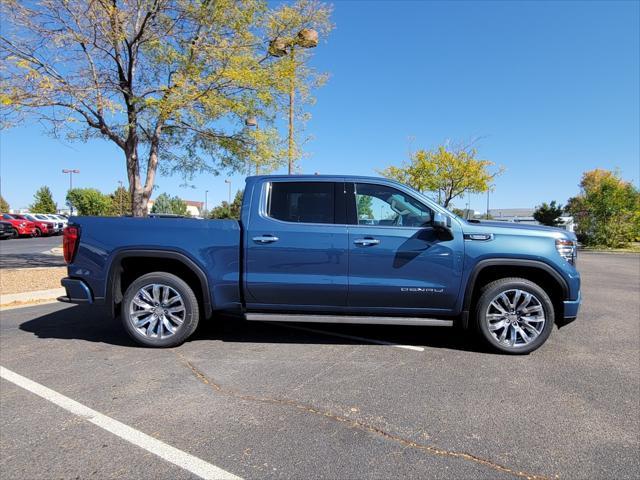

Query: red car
left=1, top=213, right=37, bottom=238
left=11, top=214, right=53, bottom=237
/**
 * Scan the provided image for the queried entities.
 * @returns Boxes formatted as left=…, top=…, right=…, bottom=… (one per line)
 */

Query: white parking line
left=269, top=322, right=425, bottom=352
left=0, top=366, right=242, bottom=480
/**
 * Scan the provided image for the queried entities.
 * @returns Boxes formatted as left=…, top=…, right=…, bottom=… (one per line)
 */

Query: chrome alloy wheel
left=485, top=289, right=546, bottom=348
left=128, top=284, right=186, bottom=339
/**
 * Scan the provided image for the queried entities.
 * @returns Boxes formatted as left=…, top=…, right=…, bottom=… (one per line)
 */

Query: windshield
left=2, top=214, right=15, bottom=219
left=398, top=183, right=467, bottom=221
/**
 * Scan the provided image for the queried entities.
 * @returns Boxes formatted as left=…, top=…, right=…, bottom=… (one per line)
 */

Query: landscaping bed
left=0, top=267, right=66, bottom=295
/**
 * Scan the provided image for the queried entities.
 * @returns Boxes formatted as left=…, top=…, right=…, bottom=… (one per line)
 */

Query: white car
left=52, top=214, right=68, bottom=226
left=41, top=214, right=66, bottom=234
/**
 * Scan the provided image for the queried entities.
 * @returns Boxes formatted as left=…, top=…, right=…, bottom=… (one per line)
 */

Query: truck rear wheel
left=122, top=272, right=200, bottom=347
left=475, top=277, right=554, bottom=354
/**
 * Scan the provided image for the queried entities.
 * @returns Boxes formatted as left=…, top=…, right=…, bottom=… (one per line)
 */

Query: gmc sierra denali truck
left=59, top=175, right=581, bottom=354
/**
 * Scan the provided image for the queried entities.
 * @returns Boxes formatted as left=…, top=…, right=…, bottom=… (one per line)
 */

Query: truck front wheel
left=122, top=272, right=200, bottom=347
left=475, top=277, right=554, bottom=354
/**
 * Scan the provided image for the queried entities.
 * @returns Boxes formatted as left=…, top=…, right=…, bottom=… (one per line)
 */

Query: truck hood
left=461, top=220, right=576, bottom=240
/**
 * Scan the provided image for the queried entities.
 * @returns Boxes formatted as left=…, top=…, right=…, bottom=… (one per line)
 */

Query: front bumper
left=58, top=277, right=94, bottom=304
left=563, top=291, right=581, bottom=319
left=17, top=226, right=35, bottom=235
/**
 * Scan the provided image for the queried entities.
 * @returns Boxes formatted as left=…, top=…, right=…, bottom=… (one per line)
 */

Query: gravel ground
left=0, top=267, right=66, bottom=294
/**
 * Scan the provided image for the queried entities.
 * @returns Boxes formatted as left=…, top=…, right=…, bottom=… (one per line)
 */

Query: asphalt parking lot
left=1, top=252, right=638, bottom=480
left=0, top=236, right=63, bottom=269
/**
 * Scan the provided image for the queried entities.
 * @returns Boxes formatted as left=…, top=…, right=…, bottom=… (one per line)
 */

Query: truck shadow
left=0, top=253, right=66, bottom=269
left=19, top=304, right=492, bottom=354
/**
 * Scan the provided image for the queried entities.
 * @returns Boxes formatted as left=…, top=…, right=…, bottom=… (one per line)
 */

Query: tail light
left=63, top=226, right=80, bottom=263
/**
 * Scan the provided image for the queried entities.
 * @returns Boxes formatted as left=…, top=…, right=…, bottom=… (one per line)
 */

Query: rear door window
left=267, top=182, right=335, bottom=224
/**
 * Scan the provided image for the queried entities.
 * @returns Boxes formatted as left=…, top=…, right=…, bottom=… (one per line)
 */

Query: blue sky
left=1, top=0, right=638, bottom=213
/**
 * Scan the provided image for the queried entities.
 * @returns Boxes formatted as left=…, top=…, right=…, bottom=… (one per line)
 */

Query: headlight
left=19, top=222, right=27, bottom=227
left=556, top=239, right=577, bottom=265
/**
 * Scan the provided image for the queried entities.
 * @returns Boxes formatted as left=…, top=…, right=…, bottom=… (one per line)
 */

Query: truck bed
left=66, top=217, right=241, bottom=310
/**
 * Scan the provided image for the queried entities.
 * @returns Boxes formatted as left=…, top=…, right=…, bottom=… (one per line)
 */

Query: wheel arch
left=106, top=249, right=213, bottom=319
left=463, top=259, right=568, bottom=326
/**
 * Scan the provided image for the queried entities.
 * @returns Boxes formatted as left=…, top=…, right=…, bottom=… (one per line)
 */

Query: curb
left=0, top=288, right=65, bottom=310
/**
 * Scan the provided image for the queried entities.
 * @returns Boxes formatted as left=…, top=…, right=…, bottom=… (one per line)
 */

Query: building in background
left=184, top=200, right=204, bottom=217
left=488, top=208, right=574, bottom=232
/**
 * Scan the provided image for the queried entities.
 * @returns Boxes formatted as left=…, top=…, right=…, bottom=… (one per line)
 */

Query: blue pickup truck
left=59, top=175, right=581, bottom=354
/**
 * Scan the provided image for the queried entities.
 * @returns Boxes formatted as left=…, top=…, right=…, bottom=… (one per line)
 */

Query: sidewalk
left=0, top=288, right=65, bottom=310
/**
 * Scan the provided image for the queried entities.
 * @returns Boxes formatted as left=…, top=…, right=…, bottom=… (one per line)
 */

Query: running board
left=245, top=313, right=454, bottom=327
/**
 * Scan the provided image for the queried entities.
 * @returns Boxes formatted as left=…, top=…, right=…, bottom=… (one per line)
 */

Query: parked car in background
left=11, top=214, right=53, bottom=237
left=0, top=221, right=13, bottom=240
left=45, top=214, right=67, bottom=232
left=30, top=214, right=64, bottom=234
left=0, top=213, right=36, bottom=238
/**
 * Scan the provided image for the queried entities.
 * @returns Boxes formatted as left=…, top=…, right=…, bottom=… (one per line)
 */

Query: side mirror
left=432, top=212, right=453, bottom=240
left=433, top=212, right=448, bottom=228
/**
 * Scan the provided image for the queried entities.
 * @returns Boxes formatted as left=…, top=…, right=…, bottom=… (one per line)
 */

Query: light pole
left=118, top=180, right=124, bottom=216
left=269, top=29, right=319, bottom=174
left=204, top=190, right=209, bottom=216
left=224, top=179, right=232, bottom=205
left=486, top=188, right=491, bottom=220
left=62, top=169, right=80, bottom=215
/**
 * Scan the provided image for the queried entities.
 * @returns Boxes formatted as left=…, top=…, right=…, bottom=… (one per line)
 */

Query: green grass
left=581, top=242, right=640, bottom=254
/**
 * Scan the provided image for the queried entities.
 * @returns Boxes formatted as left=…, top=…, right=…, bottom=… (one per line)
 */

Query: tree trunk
left=125, top=143, right=148, bottom=217
left=139, top=124, right=163, bottom=215
left=131, top=186, right=147, bottom=217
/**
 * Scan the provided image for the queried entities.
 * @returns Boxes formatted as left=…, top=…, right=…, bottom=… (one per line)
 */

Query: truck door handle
left=353, top=237, right=380, bottom=246
left=253, top=235, right=279, bottom=244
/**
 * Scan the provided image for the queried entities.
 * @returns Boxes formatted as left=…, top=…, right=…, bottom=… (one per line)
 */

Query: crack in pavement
left=175, top=351, right=552, bottom=480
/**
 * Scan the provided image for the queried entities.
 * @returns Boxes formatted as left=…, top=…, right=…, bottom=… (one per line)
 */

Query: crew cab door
left=244, top=180, right=349, bottom=309
left=347, top=182, right=464, bottom=313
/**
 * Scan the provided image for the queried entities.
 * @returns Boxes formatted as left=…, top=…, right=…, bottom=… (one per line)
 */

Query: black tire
left=10, top=228, right=18, bottom=239
left=34, top=227, right=42, bottom=237
left=475, top=277, right=554, bottom=355
left=121, top=272, right=200, bottom=347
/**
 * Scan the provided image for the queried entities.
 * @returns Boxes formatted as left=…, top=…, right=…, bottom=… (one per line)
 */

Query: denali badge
left=401, top=287, right=444, bottom=293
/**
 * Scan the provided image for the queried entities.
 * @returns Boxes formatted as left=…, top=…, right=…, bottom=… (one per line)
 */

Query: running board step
left=245, top=313, right=453, bottom=327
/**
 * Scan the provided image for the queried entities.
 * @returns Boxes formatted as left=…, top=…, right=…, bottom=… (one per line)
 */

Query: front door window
left=354, top=183, right=432, bottom=227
